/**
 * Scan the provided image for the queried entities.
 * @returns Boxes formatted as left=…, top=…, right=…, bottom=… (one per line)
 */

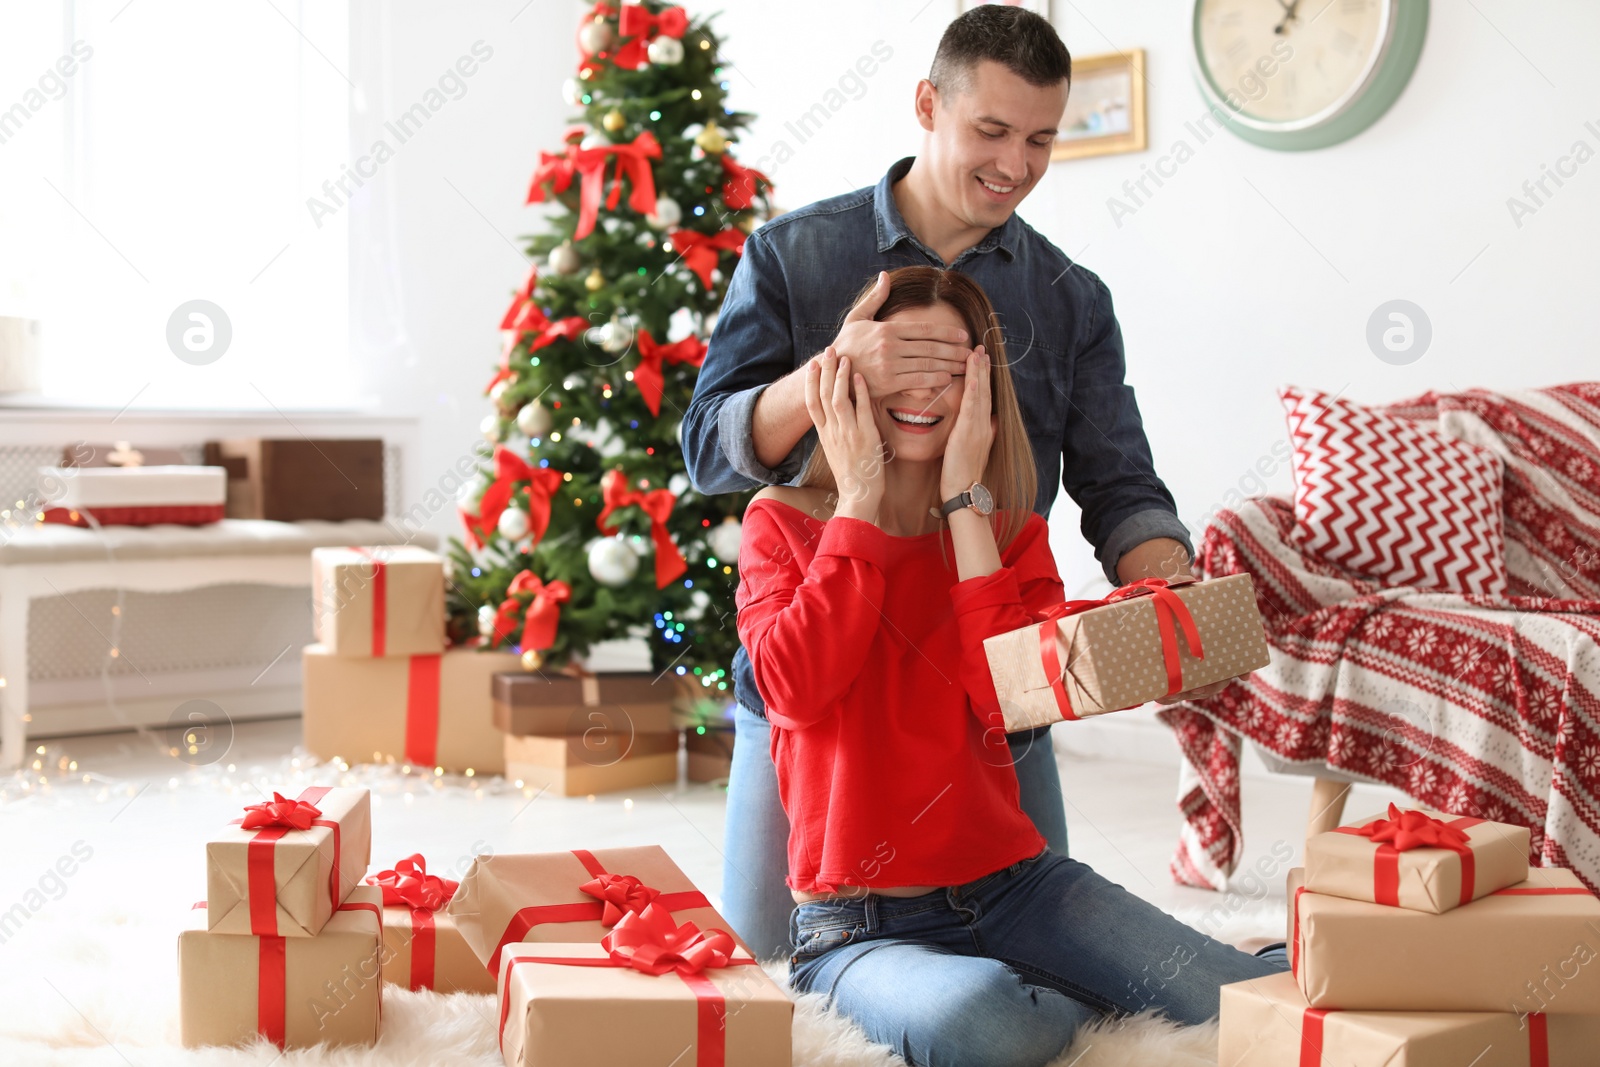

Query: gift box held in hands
left=1305, top=803, right=1532, bottom=913
left=311, top=545, right=446, bottom=658
left=365, top=853, right=495, bottom=994
left=983, top=574, right=1270, bottom=731
left=205, top=786, right=372, bottom=938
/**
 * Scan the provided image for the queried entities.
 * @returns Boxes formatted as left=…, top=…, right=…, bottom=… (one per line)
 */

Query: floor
left=0, top=715, right=1413, bottom=929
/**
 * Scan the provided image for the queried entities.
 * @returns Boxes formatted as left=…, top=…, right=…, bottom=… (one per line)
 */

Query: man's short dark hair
left=929, top=5, right=1072, bottom=98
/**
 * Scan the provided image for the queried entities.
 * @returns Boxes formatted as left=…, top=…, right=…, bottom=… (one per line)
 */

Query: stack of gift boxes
left=303, top=545, right=523, bottom=774
left=447, top=844, right=792, bottom=1066
left=1221, top=804, right=1600, bottom=1065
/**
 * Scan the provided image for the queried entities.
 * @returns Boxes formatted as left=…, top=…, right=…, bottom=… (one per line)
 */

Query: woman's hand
left=939, top=345, right=995, bottom=499
left=804, top=347, right=885, bottom=521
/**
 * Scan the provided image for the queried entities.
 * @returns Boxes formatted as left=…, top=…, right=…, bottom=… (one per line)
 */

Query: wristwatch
left=933, top=481, right=995, bottom=520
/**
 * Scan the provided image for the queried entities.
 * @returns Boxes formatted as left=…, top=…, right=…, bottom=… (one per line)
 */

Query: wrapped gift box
left=38, top=463, right=226, bottom=526
left=302, top=646, right=526, bottom=774
left=1289, top=867, right=1600, bottom=1012
left=204, top=437, right=384, bottom=521
left=179, top=886, right=383, bottom=1049
left=982, top=574, right=1270, bottom=730
left=365, top=853, right=494, bottom=994
left=685, top=725, right=734, bottom=783
left=1305, top=804, right=1531, bottom=913
left=1221, top=970, right=1600, bottom=1066
left=206, top=786, right=372, bottom=938
left=491, top=670, right=677, bottom=737
left=498, top=940, right=791, bottom=1067
left=503, top=731, right=678, bottom=796
left=448, top=845, right=746, bottom=978
left=311, top=545, right=446, bottom=658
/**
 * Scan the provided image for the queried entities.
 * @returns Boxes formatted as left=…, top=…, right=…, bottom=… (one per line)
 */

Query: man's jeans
left=721, top=701, right=1070, bottom=962
left=788, top=848, right=1289, bottom=1067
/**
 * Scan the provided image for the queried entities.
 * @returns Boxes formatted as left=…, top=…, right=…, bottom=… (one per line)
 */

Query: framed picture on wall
left=1052, top=49, right=1147, bottom=162
left=959, top=0, right=1051, bottom=17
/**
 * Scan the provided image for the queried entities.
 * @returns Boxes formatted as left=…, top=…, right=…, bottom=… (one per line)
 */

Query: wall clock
left=1191, top=0, right=1428, bottom=150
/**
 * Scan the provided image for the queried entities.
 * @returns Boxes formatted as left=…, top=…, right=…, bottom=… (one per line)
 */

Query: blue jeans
left=721, top=701, right=1069, bottom=961
left=788, top=849, right=1289, bottom=1067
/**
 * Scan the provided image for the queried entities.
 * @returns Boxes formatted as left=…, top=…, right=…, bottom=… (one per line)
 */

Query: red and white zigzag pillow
left=1280, top=386, right=1509, bottom=596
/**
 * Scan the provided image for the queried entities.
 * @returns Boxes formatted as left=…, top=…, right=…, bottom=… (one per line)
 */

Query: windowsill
left=0, top=393, right=398, bottom=419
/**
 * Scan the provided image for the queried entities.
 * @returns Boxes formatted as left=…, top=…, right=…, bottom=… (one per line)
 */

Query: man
left=683, top=6, right=1221, bottom=961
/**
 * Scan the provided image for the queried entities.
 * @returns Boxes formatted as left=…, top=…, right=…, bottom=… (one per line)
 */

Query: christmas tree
left=447, top=0, right=772, bottom=714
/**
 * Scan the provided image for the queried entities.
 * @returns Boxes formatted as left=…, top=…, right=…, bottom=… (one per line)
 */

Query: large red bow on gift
left=366, top=854, right=459, bottom=912
left=596, top=468, right=687, bottom=587
left=240, top=792, right=323, bottom=832
left=613, top=3, right=688, bottom=68
left=721, top=154, right=770, bottom=211
left=667, top=227, right=745, bottom=289
left=462, top=447, right=565, bottom=550
left=492, top=570, right=572, bottom=650
left=604, top=901, right=740, bottom=976
left=580, top=871, right=662, bottom=926
left=529, top=131, right=662, bottom=241
left=632, top=330, right=706, bottom=416
left=1354, top=804, right=1473, bottom=853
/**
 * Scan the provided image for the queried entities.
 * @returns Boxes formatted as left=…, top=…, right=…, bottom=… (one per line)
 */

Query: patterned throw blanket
left=1158, top=384, right=1600, bottom=892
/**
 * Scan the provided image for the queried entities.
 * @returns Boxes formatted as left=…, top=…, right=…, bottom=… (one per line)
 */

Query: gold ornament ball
left=695, top=122, right=728, bottom=154
left=521, top=648, right=544, bottom=671
left=602, top=108, right=626, bottom=134
left=584, top=267, right=606, bottom=292
left=736, top=213, right=758, bottom=234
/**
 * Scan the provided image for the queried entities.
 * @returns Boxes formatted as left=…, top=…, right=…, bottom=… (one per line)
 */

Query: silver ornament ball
left=515, top=401, right=553, bottom=438
left=497, top=507, right=531, bottom=540
left=647, top=36, right=684, bottom=66
left=587, top=535, right=639, bottom=587
left=645, top=195, right=681, bottom=230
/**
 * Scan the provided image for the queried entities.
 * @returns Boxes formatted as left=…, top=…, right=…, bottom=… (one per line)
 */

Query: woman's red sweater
left=735, top=498, right=1065, bottom=894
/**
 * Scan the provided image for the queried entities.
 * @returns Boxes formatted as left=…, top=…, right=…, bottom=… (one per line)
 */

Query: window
left=0, top=0, right=353, bottom=409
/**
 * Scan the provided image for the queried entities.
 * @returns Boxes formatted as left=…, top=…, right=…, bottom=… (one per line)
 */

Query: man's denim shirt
left=682, top=156, right=1192, bottom=719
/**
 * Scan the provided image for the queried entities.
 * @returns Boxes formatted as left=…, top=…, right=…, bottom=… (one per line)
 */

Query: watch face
left=969, top=482, right=995, bottom=515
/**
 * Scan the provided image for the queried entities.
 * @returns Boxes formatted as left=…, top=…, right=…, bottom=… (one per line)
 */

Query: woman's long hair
left=795, top=266, right=1038, bottom=557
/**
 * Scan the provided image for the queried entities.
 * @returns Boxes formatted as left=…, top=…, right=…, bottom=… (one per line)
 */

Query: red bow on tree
left=632, top=330, right=706, bottom=416
left=720, top=154, right=770, bottom=211
left=596, top=468, right=688, bottom=588
left=580, top=872, right=662, bottom=926
left=500, top=265, right=540, bottom=332
left=667, top=227, right=746, bottom=289
left=365, top=854, right=459, bottom=912
left=613, top=3, right=689, bottom=68
left=462, top=447, right=565, bottom=550
left=1354, top=804, right=1474, bottom=853
left=604, top=902, right=740, bottom=976
left=491, top=570, right=572, bottom=650
left=529, top=131, right=662, bottom=241
left=240, top=792, right=323, bottom=832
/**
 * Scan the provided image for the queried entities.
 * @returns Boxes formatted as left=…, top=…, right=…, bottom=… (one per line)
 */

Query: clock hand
left=1274, top=0, right=1304, bottom=35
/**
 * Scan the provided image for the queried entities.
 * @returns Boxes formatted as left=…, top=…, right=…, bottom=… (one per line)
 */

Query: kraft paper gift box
left=302, top=646, right=527, bottom=774
left=448, top=845, right=747, bottom=979
left=491, top=669, right=678, bottom=736
left=1305, top=803, right=1532, bottom=913
left=365, top=854, right=496, bottom=994
left=204, top=437, right=385, bottom=522
left=179, top=886, right=383, bottom=1049
left=311, top=545, right=445, bottom=657
left=206, top=786, right=372, bottom=938
left=497, top=940, right=792, bottom=1067
left=1288, top=866, right=1600, bottom=1012
left=1220, top=970, right=1600, bottom=1067
left=503, top=731, right=679, bottom=796
left=982, top=573, right=1270, bottom=731
left=686, top=725, right=735, bottom=783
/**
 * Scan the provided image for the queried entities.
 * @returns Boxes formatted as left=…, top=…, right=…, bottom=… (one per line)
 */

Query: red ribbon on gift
left=348, top=546, right=387, bottom=657
left=613, top=2, right=688, bottom=68
left=596, top=468, right=687, bottom=588
left=529, top=131, right=662, bottom=241
left=1029, top=577, right=1204, bottom=721
left=632, top=329, right=705, bottom=417
left=1334, top=804, right=1485, bottom=909
left=667, top=227, right=746, bottom=290
left=367, top=854, right=458, bottom=991
left=720, top=154, right=770, bottom=211
left=1297, top=1005, right=1548, bottom=1066
left=581, top=871, right=662, bottom=926
left=486, top=849, right=714, bottom=976
left=233, top=786, right=340, bottom=938
left=405, top=655, right=443, bottom=767
left=492, top=570, right=572, bottom=651
left=462, top=446, right=565, bottom=550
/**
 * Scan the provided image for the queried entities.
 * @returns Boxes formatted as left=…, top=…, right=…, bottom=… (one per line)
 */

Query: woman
left=735, top=267, right=1286, bottom=1067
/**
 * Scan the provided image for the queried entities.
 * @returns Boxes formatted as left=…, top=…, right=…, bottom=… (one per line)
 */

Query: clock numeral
left=1341, top=0, right=1370, bottom=12
left=1225, top=38, right=1249, bottom=63
left=1331, top=28, right=1360, bottom=55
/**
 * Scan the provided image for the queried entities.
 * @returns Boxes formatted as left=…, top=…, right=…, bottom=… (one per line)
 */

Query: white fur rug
left=0, top=755, right=1281, bottom=1066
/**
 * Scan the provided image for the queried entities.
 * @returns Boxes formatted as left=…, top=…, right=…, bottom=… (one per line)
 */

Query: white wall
left=353, top=1, right=1600, bottom=596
